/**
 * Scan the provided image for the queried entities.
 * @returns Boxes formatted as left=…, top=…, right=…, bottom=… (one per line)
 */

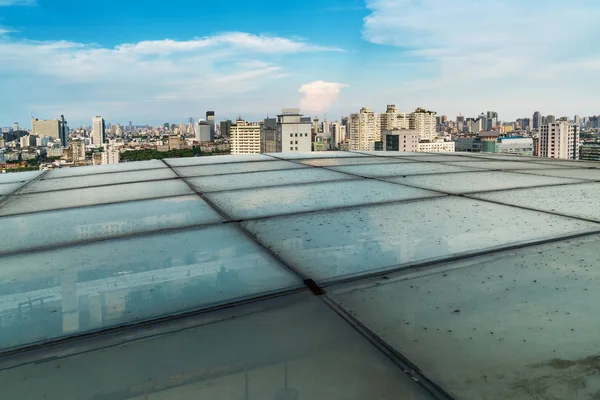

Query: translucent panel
left=0, top=294, right=432, bottom=400
left=384, top=171, right=584, bottom=194
left=458, top=153, right=539, bottom=161
left=532, top=159, right=600, bottom=168
left=0, top=170, right=43, bottom=184
left=44, top=160, right=166, bottom=178
left=0, top=195, right=223, bottom=254
left=472, top=183, right=600, bottom=221
left=354, top=151, right=425, bottom=157
left=331, top=234, right=600, bottom=400
left=206, top=180, right=442, bottom=220
left=297, top=157, right=413, bottom=167
left=446, top=160, right=576, bottom=170
left=329, top=162, right=479, bottom=178
left=241, top=196, right=598, bottom=282
left=0, top=182, right=24, bottom=196
left=0, top=224, right=301, bottom=350
left=188, top=168, right=354, bottom=193
left=397, top=155, right=488, bottom=162
left=165, top=154, right=275, bottom=167
left=21, top=168, right=178, bottom=193
left=267, top=151, right=368, bottom=159
left=514, top=168, right=600, bottom=181
left=0, top=179, right=193, bottom=216
left=175, top=160, right=308, bottom=177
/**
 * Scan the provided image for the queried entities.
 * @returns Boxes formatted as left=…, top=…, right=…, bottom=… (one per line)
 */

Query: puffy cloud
left=299, top=81, right=349, bottom=113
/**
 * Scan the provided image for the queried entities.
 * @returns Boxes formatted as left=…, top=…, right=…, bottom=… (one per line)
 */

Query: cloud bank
left=299, top=81, right=349, bottom=113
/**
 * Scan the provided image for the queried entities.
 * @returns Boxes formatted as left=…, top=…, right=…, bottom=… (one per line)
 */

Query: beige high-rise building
left=539, top=120, right=579, bottom=159
left=31, top=118, right=61, bottom=139
left=68, top=140, right=86, bottom=163
left=349, top=107, right=380, bottom=151
left=379, top=105, right=409, bottom=135
left=92, top=116, right=105, bottom=145
left=101, top=143, right=120, bottom=165
left=331, top=121, right=347, bottom=149
left=409, top=107, right=436, bottom=141
left=230, top=119, right=261, bottom=154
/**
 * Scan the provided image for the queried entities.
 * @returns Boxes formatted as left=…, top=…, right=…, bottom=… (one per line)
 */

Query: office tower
left=163, top=123, right=170, bottom=131
left=382, top=129, right=419, bottom=152
left=92, top=116, right=106, bottom=145
left=331, top=121, right=346, bottom=149
left=349, top=107, right=380, bottom=151
left=206, top=111, right=215, bottom=140
left=278, top=108, right=312, bottom=153
left=486, top=111, right=498, bottom=130
left=546, top=115, right=556, bottom=124
left=60, top=115, right=68, bottom=147
left=220, top=120, right=232, bottom=138
left=31, top=118, right=61, bottom=140
left=532, top=111, right=542, bottom=129
left=521, top=118, right=531, bottom=130
left=539, top=120, right=579, bottom=159
left=323, top=115, right=330, bottom=136
left=574, top=115, right=581, bottom=126
left=409, top=107, right=436, bottom=140
left=128, top=121, right=133, bottom=133
left=260, top=118, right=278, bottom=153
left=13, top=122, right=19, bottom=132
left=230, top=119, right=261, bottom=154
left=196, top=120, right=211, bottom=142
left=313, top=117, right=320, bottom=135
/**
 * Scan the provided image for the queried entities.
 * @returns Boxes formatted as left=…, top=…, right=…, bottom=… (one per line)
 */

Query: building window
left=295, top=147, right=298, bottom=150
left=295, top=133, right=298, bottom=137
left=295, top=141, right=298, bottom=144
left=290, top=147, right=293, bottom=151
left=290, top=141, right=293, bottom=144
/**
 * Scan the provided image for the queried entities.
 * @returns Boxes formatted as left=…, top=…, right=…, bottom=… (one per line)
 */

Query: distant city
left=1, top=106, right=599, bottom=172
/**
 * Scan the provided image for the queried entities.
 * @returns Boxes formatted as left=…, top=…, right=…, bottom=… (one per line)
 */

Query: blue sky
left=1, top=0, right=600, bottom=126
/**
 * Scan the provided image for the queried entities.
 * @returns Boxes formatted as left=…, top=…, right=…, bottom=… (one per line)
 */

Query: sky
left=1, top=0, right=600, bottom=127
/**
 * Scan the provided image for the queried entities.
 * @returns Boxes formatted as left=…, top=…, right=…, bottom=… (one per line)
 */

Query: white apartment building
left=31, top=118, right=61, bottom=140
left=379, top=105, right=409, bottom=134
left=230, top=119, right=261, bottom=154
left=92, top=116, right=105, bottom=146
left=410, top=107, right=436, bottom=141
left=278, top=109, right=312, bottom=153
left=349, top=107, right=380, bottom=151
left=539, top=120, right=579, bottom=159
left=331, top=122, right=346, bottom=149
left=418, top=139, right=455, bottom=153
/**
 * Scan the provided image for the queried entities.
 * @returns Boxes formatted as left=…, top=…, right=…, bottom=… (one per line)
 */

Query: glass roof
left=1, top=151, right=599, bottom=400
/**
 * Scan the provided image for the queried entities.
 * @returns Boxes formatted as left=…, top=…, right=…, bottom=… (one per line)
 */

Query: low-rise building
left=580, top=143, right=600, bottom=161
left=418, top=138, right=455, bottom=153
left=381, top=129, right=419, bottom=152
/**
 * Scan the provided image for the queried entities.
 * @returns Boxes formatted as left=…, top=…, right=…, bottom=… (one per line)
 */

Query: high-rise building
left=101, top=142, right=120, bottom=165
left=68, top=140, right=86, bottom=163
left=539, top=120, right=579, bottom=160
left=92, top=116, right=106, bottom=146
left=533, top=111, right=542, bottom=129
left=260, top=118, right=279, bottom=153
left=409, top=107, right=436, bottom=140
left=220, top=120, right=232, bottom=138
left=278, top=108, right=312, bottom=153
left=546, top=115, right=556, bottom=124
left=486, top=111, right=498, bottom=131
left=230, top=119, right=261, bottom=154
left=196, top=120, right=211, bottom=142
left=31, top=118, right=61, bottom=140
left=323, top=115, right=330, bottom=136
left=574, top=115, right=581, bottom=126
left=128, top=121, right=133, bottom=133
left=381, top=129, right=419, bottom=152
left=380, top=105, right=409, bottom=138
left=206, top=111, right=215, bottom=140
left=331, top=121, right=346, bottom=149
left=349, top=107, right=380, bottom=151
left=59, top=115, right=68, bottom=147
left=313, top=117, right=320, bottom=135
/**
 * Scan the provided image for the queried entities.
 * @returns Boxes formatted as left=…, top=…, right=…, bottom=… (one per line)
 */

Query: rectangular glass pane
left=188, top=168, right=354, bottom=192
left=241, top=196, right=598, bottom=282
left=0, top=195, right=223, bottom=254
left=0, top=293, right=432, bottom=400
left=331, top=234, right=600, bottom=400
left=206, top=180, right=442, bottom=220
left=0, top=224, right=301, bottom=350
left=446, top=161, right=577, bottom=170
left=330, top=162, right=479, bottom=178
left=471, top=183, right=600, bottom=221
left=175, top=160, right=308, bottom=178
left=44, top=160, right=166, bottom=178
left=298, top=157, right=413, bottom=167
left=0, top=179, right=193, bottom=216
left=267, top=151, right=368, bottom=159
left=21, top=168, right=178, bottom=193
left=398, top=155, right=488, bottom=162
left=514, top=168, right=600, bottom=181
left=0, top=171, right=43, bottom=184
left=532, top=159, right=600, bottom=168
left=354, top=151, right=423, bottom=157
left=384, top=171, right=584, bottom=194
left=0, top=182, right=24, bottom=196
left=165, top=154, right=275, bottom=167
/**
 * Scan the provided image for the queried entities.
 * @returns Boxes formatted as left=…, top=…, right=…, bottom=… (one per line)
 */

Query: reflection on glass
left=331, top=235, right=600, bottom=400
left=174, top=160, right=308, bottom=178
left=0, top=225, right=300, bottom=350
left=1, top=294, right=432, bottom=400
left=329, top=162, right=478, bottom=178
left=43, top=160, right=166, bottom=178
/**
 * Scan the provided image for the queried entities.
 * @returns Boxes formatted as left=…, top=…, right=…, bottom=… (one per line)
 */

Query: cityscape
left=1, top=107, right=599, bottom=172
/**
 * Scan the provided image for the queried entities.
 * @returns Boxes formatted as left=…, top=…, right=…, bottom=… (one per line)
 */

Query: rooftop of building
left=1, top=151, right=600, bottom=399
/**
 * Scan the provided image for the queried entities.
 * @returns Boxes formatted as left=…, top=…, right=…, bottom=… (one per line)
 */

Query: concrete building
left=418, top=139, right=455, bottom=153
left=277, top=109, right=312, bottom=153
left=323, top=115, right=330, bottom=136
left=380, top=105, right=409, bottom=138
left=331, top=122, right=346, bottom=149
left=546, top=115, right=556, bottom=124
left=540, top=121, right=579, bottom=159
left=313, top=117, right=320, bottom=135
left=31, top=118, right=61, bottom=140
left=381, top=129, right=419, bottom=152
left=196, top=120, right=211, bottom=142
left=533, top=111, right=542, bottom=129
left=313, top=136, right=332, bottom=152
left=349, top=107, right=380, bottom=151
left=456, top=133, right=533, bottom=155
left=102, top=143, right=120, bottom=165
left=168, top=137, right=183, bottom=150
left=580, top=143, right=600, bottom=161
left=67, top=140, right=86, bottom=163
left=260, top=118, right=279, bottom=153
left=230, top=119, right=261, bottom=154
left=409, top=107, right=436, bottom=140
left=92, top=117, right=106, bottom=146
left=60, top=115, right=68, bottom=147
left=206, top=111, right=215, bottom=140
left=220, top=120, right=232, bottom=138
left=486, top=111, right=498, bottom=131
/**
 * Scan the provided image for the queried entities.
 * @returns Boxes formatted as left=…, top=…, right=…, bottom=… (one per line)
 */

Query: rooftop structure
left=1, top=152, right=600, bottom=399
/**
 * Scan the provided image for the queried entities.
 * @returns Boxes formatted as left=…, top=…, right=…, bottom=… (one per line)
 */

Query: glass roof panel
left=471, top=182, right=600, bottom=221
left=353, top=151, right=425, bottom=157
left=187, top=168, right=354, bottom=193
left=514, top=168, right=600, bottom=181
left=531, top=160, right=600, bottom=168
left=0, top=170, right=43, bottom=184
left=329, top=162, right=479, bottom=178
left=267, top=151, right=369, bottom=159
left=241, top=196, right=598, bottom=282
left=297, top=157, right=414, bottom=167
left=330, top=234, right=600, bottom=400
left=0, top=195, right=223, bottom=254
left=174, top=160, right=308, bottom=178
left=21, top=168, right=178, bottom=193
left=0, top=224, right=301, bottom=350
left=396, top=155, right=491, bottom=162
left=445, top=161, right=577, bottom=170
left=0, top=293, right=433, bottom=400
left=0, top=179, right=193, bottom=216
left=206, top=180, right=442, bottom=220
left=384, top=171, right=584, bottom=194
left=164, top=154, right=275, bottom=167
left=0, top=182, right=25, bottom=196
left=44, top=160, right=166, bottom=178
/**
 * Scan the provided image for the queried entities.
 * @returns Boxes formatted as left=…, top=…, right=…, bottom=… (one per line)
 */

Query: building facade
left=580, top=143, right=600, bottom=161
left=349, top=107, right=380, bottom=151
left=230, top=119, right=261, bottom=154
left=418, top=139, right=455, bottom=153
left=539, top=121, right=579, bottom=159
left=101, top=143, right=120, bottom=165
left=533, top=111, right=542, bottom=129
left=92, top=116, right=106, bottom=146
left=260, top=118, right=279, bottom=153
left=278, top=109, right=312, bottom=153
left=196, top=121, right=211, bottom=142
left=206, top=111, right=215, bottom=140
left=331, top=122, right=346, bottom=149
left=410, top=107, right=436, bottom=141
left=31, top=118, right=61, bottom=140
left=381, top=129, right=419, bottom=152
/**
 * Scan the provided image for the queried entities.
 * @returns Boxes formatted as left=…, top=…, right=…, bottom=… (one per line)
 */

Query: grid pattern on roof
left=1, top=151, right=600, bottom=400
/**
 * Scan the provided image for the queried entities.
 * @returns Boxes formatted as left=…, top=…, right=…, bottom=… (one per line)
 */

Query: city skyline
left=2, top=0, right=600, bottom=125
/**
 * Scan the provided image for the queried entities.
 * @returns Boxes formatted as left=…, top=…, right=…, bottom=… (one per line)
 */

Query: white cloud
left=299, top=81, right=349, bottom=113
left=363, top=0, right=600, bottom=118
left=0, top=32, right=340, bottom=124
